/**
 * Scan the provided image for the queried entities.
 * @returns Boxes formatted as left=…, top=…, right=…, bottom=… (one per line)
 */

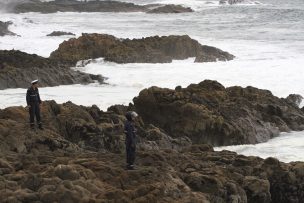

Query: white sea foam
left=215, top=131, right=304, bottom=163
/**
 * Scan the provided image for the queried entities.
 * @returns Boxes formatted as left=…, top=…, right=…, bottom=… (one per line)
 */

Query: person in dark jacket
left=124, top=111, right=138, bottom=170
left=26, top=79, right=43, bottom=130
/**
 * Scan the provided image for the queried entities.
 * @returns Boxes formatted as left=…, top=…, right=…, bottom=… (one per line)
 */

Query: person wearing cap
left=26, top=79, right=43, bottom=130
left=124, top=111, right=138, bottom=170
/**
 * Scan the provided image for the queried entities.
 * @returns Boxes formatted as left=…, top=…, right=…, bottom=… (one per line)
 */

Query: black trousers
left=29, top=103, right=41, bottom=124
left=126, top=145, right=136, bottom=165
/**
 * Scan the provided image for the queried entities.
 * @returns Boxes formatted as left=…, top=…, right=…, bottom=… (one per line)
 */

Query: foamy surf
left=215, top=131, right=304, bottom=163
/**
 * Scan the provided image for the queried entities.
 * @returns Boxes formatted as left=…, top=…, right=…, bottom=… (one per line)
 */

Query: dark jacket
left=124, top=113, right=136, bottom=147
left=26, top=87, right=41, bottom=106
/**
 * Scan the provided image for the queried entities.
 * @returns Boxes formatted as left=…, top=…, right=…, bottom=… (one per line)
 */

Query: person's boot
left=126, top=164, right=135, bottom=170
left=38, top=123, right=43, bottom=130
left=30, top=123, right=35, bottom=130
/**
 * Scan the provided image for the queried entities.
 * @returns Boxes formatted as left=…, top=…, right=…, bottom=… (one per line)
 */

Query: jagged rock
left=195, top=45, right=235, bottom=62
left=13, top=0, right=147, bottom=13
left=11, top=0, right=195, bottom=14
left=0, top=101, right=303, bottom=202
left=50, top=33, right=234, bottom=65
left=133, top=80, right=304, bottom=146
left=285, top=94, right=303, bottom=107
left=0, top=50, right=104, bottom=89
left=0, top=21, right=16, bottom=36
left=47, top=31, right=75, bottom=36
left=0, top=100, right=189, bottom=153
left=147, top=5, right=193, bottom=14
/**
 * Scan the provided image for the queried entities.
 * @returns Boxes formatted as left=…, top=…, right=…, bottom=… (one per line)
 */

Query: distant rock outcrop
left=0, top=21, right=16, bottom=36
left=0, top=50, right=104, bottom=89
left=133, top=80, right=304, bottom=146
left=0, top=100, right=303, bottom=203
left=12, top=0, right=194, bottom=14
left=50, top=33, right=235, bottom=65
left=147, top=5, right=194, bottom=14
left=47, top=31, right=76, bottom=37
left=14, top=0, right=147, bottom=13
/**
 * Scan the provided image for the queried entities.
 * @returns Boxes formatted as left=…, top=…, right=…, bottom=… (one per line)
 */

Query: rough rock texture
left=133, top=80, right=304, bottom=146
left=147, top=5, right=194, bottom=14
left=0, top=21, right=16, bottom=36
left=14, top=0, right=147, bottom=13
left=285, top=94, right=303, bottom=107
left=0, top=101, right=303, bottom=202
left=50, top=33, right=235, bottom=65
left=12, top=0, right=194, bottom=14
left=0, top=50, right=104, bottom=89
left=47, top=31, right=76, bottom=37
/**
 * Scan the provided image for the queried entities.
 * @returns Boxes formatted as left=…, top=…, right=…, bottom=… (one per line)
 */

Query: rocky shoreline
left=10, top=0, right=193, bottom=14
left=0, top=50, right=104, bottom=90
left=50, top=34, right=235, bottom=64
left=133, top=80, right=304, bottom=146
left=0, top=81, right=304, bottom=202
left=0, top=33, right=234, bottom=89
left=0, top=34, right=234, bottom=89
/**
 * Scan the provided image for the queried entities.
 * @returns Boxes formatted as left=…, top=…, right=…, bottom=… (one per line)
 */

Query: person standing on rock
left=124, top=111, right=138, bottom=170
left=26, top=79, right=43, bottom=130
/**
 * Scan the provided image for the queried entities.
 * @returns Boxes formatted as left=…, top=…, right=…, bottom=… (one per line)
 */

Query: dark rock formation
left=0, top=50, right=104, bottom=89
left=11, top=0, right=194, bottom=14
left=0, top=21, right=16, bottom=36
left=14, top=0, right=147, bottom=13
left=0, top=101, right=303, bottom=202
left=285, top=94, right=303, bottom=107
left=47, top=31, right=76, bottom=37
left=147, top=5, right=194, bottom=14
left=0, top=101, right=190, bottom=153
left=50, top=33, right=235, bottom=65
left=133, top=80, right=304, bottom=146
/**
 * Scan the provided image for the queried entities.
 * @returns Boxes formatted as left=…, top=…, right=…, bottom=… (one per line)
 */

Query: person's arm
left=26, top=89, right=30, bottom=106
left=37, top=89, right=42, bottom=104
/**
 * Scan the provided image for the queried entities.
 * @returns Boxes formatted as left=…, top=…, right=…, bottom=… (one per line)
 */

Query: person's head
left=31, top=79, right=39, bottom=88
left=126, top=111, right=138, bottom=121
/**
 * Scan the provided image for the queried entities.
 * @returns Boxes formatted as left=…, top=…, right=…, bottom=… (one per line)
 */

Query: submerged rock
left=47, top=31, right=76, bottom=36
left=133, top=80, right=304, bottom=146
left=0, top=50, right=104, bottom=89
left=50, top=33, right=234, bottom=65
left=0, top=21, right=16, bottom=36
left=0, top=100, right=303, bottom=202
left=147, top=5, right=194, bottom=14
left=220, top=0, right=245, bottom=5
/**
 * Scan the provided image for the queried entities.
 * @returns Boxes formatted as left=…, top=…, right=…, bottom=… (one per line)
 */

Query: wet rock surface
left=0, top=50, right=104, bottom=89
left=0, top=21, right=16, bottom=36
left=147, top=5, right=194, bottom=14
left=0, top=100, right=303, bottom=202
left=47, top=31, right=76, bottom=37
left=11, top=0, right=194, bottom=14
left=13, top=0, right=147, bottom=13
left=133, top=80, right=304, bottom=146
left=50, top=33, right=235, bottom=64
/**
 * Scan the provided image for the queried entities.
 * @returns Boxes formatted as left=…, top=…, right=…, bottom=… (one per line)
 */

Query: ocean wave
left=219, top=0, right=265, bottom=6
left=215, top=131, right=304, bottom=163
